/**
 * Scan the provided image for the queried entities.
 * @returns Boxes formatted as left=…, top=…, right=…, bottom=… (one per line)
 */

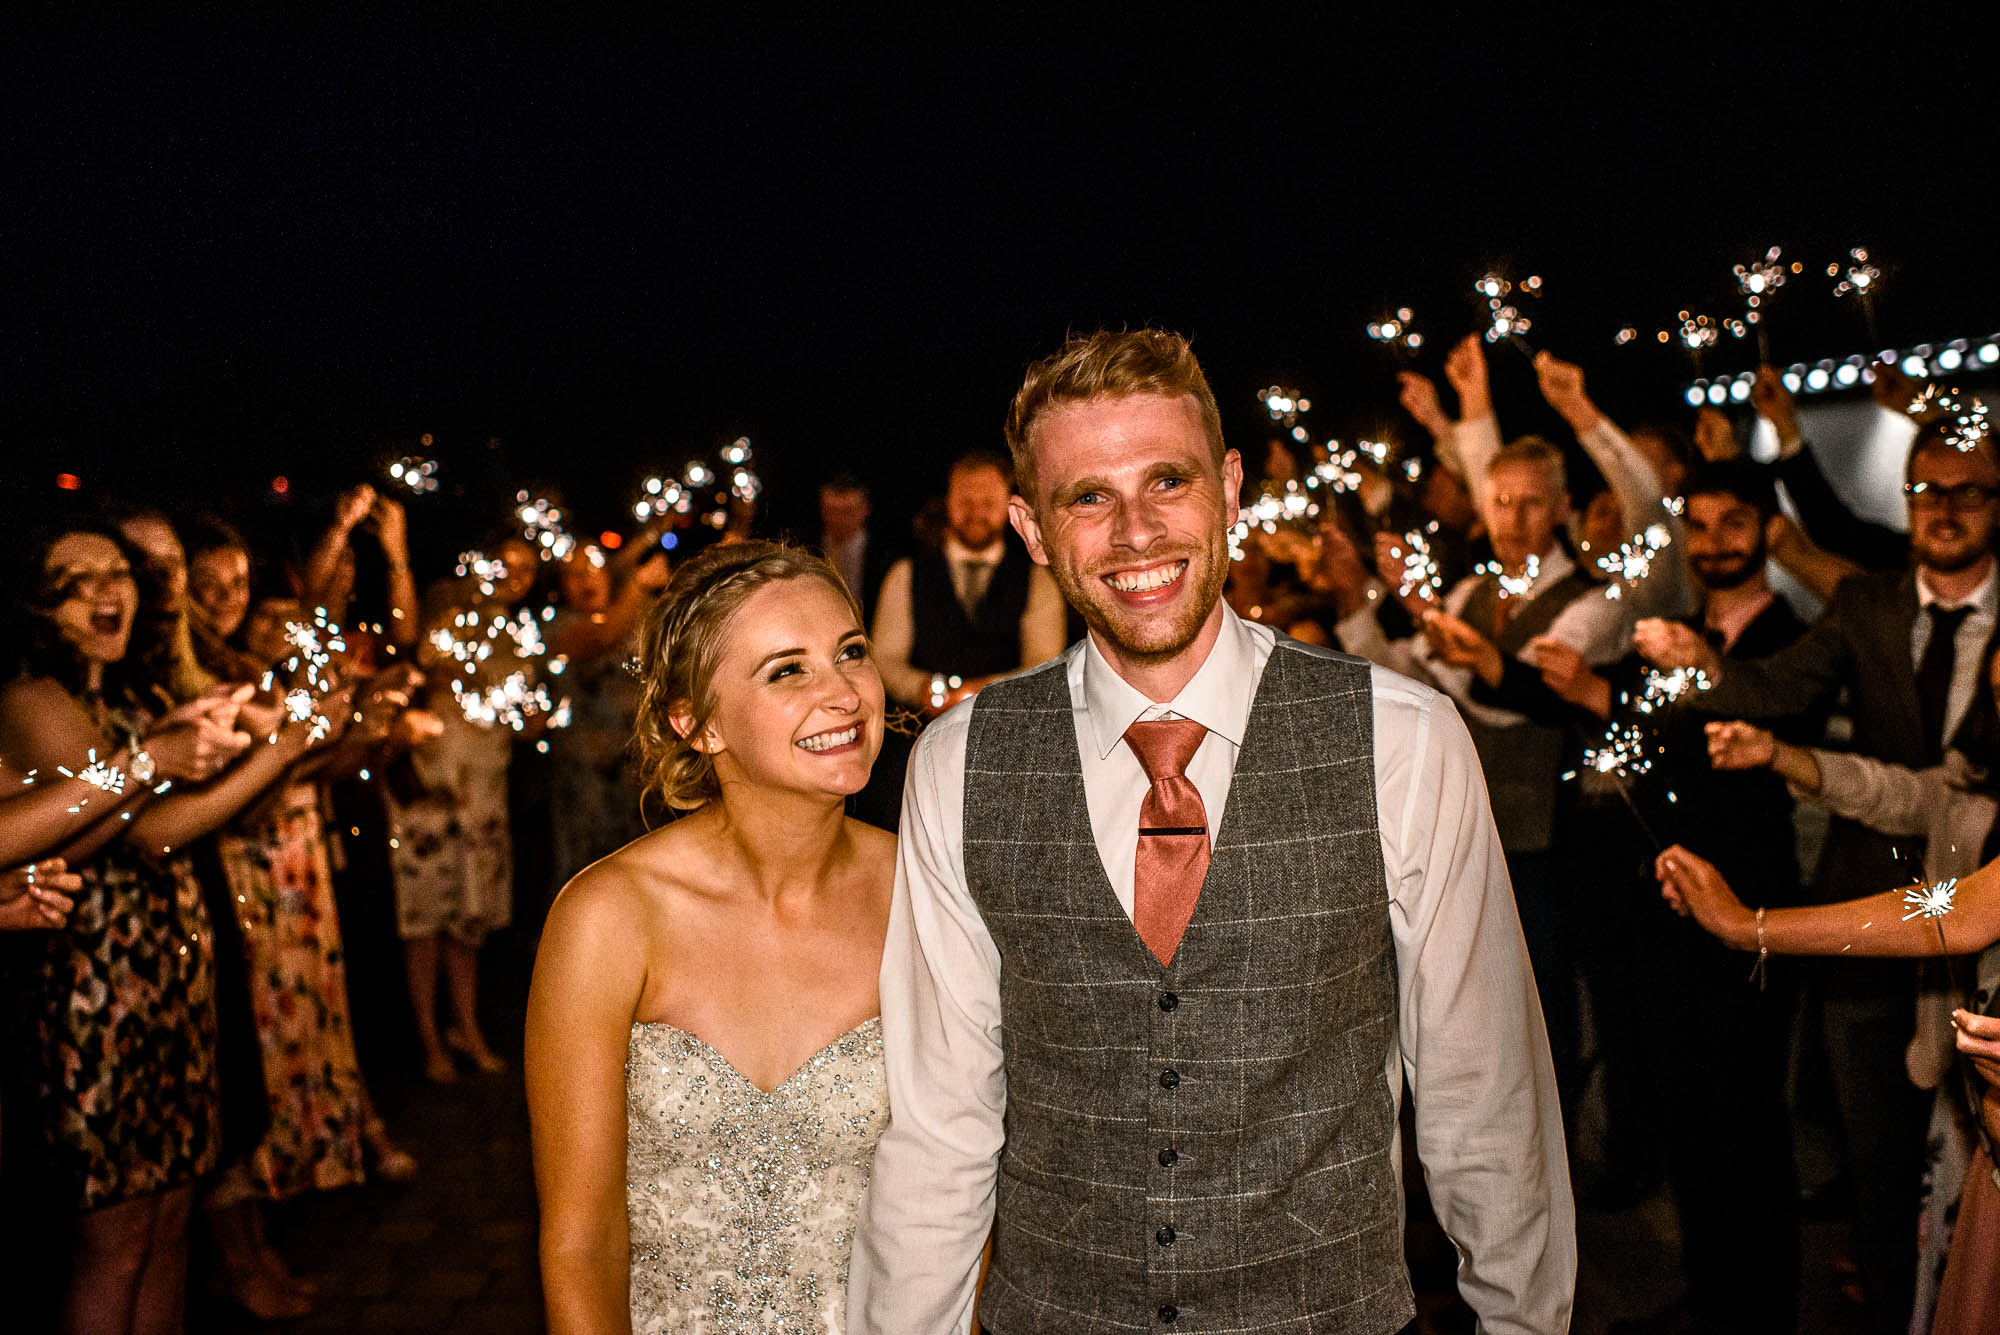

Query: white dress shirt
left=849, top=606, right=1575, bottom=1335
left=869, top=536, right=1069, bottom=706
left=1913, top=559, right=1998, bottom=746
left=1336, top=543, right=1631, bottom=731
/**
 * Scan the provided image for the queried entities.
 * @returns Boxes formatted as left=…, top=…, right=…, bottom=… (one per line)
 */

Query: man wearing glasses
left=1634, top=408, right=1998, bottom=1334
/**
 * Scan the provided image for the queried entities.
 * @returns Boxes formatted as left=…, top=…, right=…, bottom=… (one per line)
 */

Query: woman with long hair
left=526, top=541, right=892, bottom=1334
left=0, top=521, right=350, bottom=1334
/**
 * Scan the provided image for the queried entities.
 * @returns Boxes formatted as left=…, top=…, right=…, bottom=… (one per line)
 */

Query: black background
left=9, top=18, right=1996, bottom=557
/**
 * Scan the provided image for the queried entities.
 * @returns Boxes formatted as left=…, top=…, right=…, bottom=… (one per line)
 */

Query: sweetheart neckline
left=629, top=1015, right=881, bottom=1097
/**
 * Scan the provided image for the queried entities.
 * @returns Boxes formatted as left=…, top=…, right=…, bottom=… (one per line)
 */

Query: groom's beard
left=1047, top=538, right=1230, bottom=666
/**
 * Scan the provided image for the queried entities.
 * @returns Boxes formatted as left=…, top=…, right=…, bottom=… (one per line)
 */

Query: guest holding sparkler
left=0, top=522, right=356, bottom=1335
left=1333, top=426, right=1621, bottom=1116
left=1470, top=462, right=1819, bottom=1331
left=387, top=536, right=541, bottom=1083
left=1637, top=411, right=2000, bottom=1333
left=181, top=516, right=422, bottom=1318
left=545, top=541, right=670, bottom=892
left=1661, top=804, right=2000, bottom=1334
left=1687, top=636, right=2000, bottom=1328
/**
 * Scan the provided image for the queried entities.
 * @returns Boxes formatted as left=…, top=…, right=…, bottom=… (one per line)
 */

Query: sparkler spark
left=1901, top=878, right=1958, bottom=921
left=1366, top=308, right=1424, bottom=355
left=633, top=474, right=689, bottom=522
left=1475, top=554, right=1541, bottom=600
left=516, top=492, right=576, bottom=561
left=1909, top=385, right=1991, bottom=454
left=1734, top=245, right=1787, bottom=358
left=1599, top=522, right=1674, bottom=600
left=1831, top=247, right=1880, bottom=300
left=1394, top=530, right=1442, bottom=604
left=387, top=456, right=441, bottom=495
left=1259, top=386, right=1310, bottom=422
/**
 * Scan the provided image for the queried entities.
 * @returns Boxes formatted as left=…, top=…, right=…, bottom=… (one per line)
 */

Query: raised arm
left=1755, top=367, right=1911, bottom=572
left=848, top=717, right=1005, bottom=1335
left=1389, top=686, right=1574, bottom=1332
left=370, top=494, right=421, bottom=650
left=526, top=867, right=651, bottom=1335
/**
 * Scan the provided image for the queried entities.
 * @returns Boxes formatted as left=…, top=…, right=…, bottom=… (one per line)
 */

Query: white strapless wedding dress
left=625, top=1017, right=887, bottom=1335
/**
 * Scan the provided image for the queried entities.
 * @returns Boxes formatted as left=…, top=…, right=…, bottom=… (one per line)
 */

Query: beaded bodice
left=625, top=1017, right=886, bottom=1335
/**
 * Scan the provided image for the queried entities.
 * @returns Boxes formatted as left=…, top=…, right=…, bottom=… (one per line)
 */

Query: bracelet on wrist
left=1748, top=906, right=1769, bottom=990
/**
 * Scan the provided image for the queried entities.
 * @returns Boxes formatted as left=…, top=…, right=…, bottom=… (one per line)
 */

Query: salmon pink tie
left=1124, top=718, right=1211, bottom=967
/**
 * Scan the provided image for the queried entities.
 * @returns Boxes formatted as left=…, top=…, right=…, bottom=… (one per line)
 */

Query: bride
left=526, top=542, right=894, bottom=1335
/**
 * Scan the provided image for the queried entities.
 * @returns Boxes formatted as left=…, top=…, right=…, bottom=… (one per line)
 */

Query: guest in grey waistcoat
left=849, top=330, right=1574, bottom=1335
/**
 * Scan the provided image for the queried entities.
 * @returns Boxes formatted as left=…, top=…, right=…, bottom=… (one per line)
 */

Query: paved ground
left=181, top=926, right=1870, bottom=1334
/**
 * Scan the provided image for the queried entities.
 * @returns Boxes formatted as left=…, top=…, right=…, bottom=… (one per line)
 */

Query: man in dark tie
left=852, top=329, right=1572, bottom=1334
left=1635, top=414, right=2000, bottom=1334
left=870, top=449, right=1066, bottom=713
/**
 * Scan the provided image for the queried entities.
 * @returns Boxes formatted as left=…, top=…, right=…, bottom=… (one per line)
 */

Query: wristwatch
left=128, top=746, right=156, bottom=786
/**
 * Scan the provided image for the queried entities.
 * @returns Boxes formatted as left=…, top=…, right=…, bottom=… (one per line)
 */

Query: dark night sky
left=8, top=23, right=1995, bottom=550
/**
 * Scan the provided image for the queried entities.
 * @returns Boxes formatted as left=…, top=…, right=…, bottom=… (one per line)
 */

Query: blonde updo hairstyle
left=634, top=540, right=861, bottom=815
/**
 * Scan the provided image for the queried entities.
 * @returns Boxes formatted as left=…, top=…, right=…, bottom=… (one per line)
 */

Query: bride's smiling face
left=687, top=577, right=884, bottom=800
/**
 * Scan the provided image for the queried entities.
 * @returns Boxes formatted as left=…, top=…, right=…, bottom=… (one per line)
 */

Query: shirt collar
left=1079, top=603, right=1259, bottom=760
left=1916, top=559, right=1999, bottom=615
left=943, top=534, right=1005, bottom=565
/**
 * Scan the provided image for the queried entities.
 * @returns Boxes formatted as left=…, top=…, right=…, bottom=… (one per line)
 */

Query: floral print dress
left=216, top=782, right=370, bottom=1199
left=38, top=839, right=219, bottom=1211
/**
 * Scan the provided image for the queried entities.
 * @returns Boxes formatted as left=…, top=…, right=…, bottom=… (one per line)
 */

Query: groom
left=850, top=330, right=1573, bottom=1334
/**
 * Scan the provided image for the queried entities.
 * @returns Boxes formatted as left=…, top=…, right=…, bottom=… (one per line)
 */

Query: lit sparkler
left=387, top=456, right=440, bottom=495
left=1902, top=878, right=1958, bottom=922
left=1394, top=530, right=1443, bottom=604
left=258, top=607, right=349, bottom=742
left=1260, top=386, right=1311, bottom=425
left=517, top=492, right=576, bottom=561
left=1476, top=553, right=1541, bottom=600
left=1476, top=272, right=1539, bottom=358
left=1598, top=521, right=1674, bottom=600
left=1667, top=311, right=1721, bottom=375
left=1831, top=246, right=1883, bottom=341
left=1366, top=308, right=1424, bottom=359
left=1910, top=385, right=1991, bottom=455
left=1581, top=722, right=1653, bottom=778
left=1733, top=246, right=1787, bottom=360
left=633, top=474, right=690, bottom=523
left=1630, top=666, right=1712, bottom=716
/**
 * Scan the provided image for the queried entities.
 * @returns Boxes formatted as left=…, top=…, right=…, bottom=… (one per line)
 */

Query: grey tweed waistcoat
left=962, top=639, right=1413, bottom=1335
left=1457, top=569, right=1594, bottom=853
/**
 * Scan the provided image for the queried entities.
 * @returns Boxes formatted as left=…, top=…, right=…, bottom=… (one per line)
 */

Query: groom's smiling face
left=1009, top=392, right=1241, bottom=673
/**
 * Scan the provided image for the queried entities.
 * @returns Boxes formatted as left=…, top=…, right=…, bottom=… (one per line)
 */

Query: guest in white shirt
left=870, top=450, right=1067, bottom=714
left=849, top=329, right=1573, bottom=1335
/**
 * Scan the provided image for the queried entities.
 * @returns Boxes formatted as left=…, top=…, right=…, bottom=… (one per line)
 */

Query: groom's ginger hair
left=1004, top=329, right=1227, bottom=501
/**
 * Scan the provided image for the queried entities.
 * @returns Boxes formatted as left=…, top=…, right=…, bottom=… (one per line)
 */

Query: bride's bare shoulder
left=543, top=822, right=707, bottom=951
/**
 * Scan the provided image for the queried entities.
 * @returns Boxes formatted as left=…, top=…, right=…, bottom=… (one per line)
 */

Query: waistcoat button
left=1156, top=1225, right=1176, bottom=1245
left=1158, top=1147, right=1178, bottom=1167
left=1159, top=1068, right=1179, bottom=1089
left=1159, top=1305, right=1178, bottom=1323
left=1158, top=992, right=1178, bottom=1011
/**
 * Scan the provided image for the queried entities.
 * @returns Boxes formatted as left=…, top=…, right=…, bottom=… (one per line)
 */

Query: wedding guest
left=387, top=536, right=540, bottom=1082
left=869, top=450, right=1067, bottom=714
left=817, top=473, right=896, bottom=627
left=1635, top=413, right=2000, bottom=1332
left=0, top=522, right=342, bottom=1335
